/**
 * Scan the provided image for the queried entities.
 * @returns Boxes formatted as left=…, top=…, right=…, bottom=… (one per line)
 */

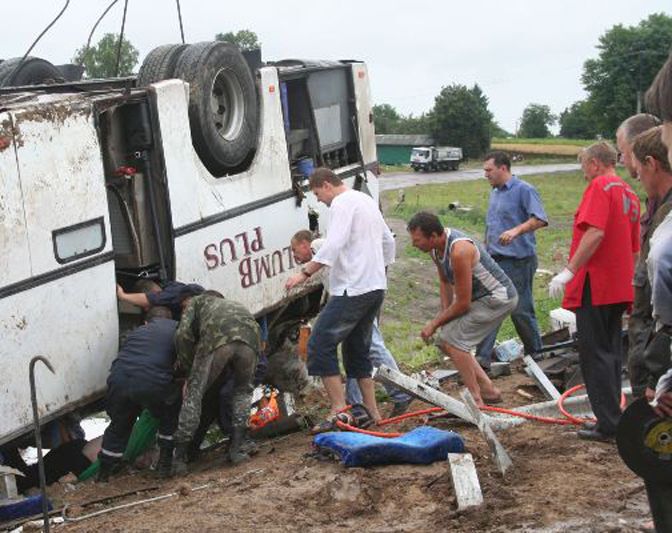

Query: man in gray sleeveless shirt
left=408, top=212, right=518, bottom=406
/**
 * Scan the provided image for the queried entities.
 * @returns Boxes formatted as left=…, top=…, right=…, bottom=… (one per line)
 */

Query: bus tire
left=174, top=41, right=258, bottom=176
left=137, top=44, right=189, bottom=86
left=0, top=57, right=64, bottom=87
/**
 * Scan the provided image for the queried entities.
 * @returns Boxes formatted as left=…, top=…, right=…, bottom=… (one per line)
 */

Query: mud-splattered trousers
left=173, top=342, right=257, bottom=445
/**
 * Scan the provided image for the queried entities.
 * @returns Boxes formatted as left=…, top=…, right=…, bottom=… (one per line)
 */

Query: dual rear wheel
left=137, top=41, right=258, bottom=176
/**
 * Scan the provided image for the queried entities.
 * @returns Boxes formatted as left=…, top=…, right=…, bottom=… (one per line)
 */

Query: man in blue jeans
left=290, top=230, right=412, bottom=417
left=476, top=151, right=548, bottom=368
left=286, top=167, right=396, bottom=427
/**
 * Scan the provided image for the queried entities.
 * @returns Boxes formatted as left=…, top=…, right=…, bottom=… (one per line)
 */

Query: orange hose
left=557, top=384, right=627, bottom=425
left=335, top=420, right=403, bottom=438
left=329, top=385, right=627, bottom=438
left=377, top=407, right=442, bottom=426
left=558, top=384, right=594, bottom=424
left=480, top=404, right=574, bottom=425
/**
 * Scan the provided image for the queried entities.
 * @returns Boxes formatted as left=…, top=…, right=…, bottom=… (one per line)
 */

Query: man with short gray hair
left=549, top=141, right=640, bottom=442
left=616, top=113, right=661, bottom=179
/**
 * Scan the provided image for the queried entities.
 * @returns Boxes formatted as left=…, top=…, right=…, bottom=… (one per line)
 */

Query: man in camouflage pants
left=172, top=291, right=260, bottom=474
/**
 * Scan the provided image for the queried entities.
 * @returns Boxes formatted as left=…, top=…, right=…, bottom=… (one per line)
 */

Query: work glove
left=548, top=268, right=574, bottom=299
left=652, top=367, right=672, bottom=407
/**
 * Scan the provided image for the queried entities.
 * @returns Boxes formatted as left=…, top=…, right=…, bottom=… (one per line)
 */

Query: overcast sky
left=3, top=0, right=671, bottom=133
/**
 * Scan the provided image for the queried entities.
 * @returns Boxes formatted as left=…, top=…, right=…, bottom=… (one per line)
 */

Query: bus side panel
left=153, top=69, right=292, bottom=233
left=0, top=105, right=119, bottom=446
left=0, top=112, right=31, bottom=287
left=12, top=105, right=112, bottom=276
left=351, top=64, right=377, bottom=166
left=174, top=197, right=311, bottom=314
left=0, top=263, right=118, bottom=445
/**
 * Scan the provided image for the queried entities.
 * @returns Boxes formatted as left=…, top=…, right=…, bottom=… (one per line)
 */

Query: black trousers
left=101, top=377, right=181, bottom=459
left=645, top=480, right=672, bottom=532
left=575, top=277, right=626, bottom=435
left=17, top=439, right=91, bottom=492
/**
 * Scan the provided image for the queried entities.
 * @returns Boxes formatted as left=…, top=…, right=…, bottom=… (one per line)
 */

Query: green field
left=491, top=137, right=600, bottom=158
left=491, top=137, right=597, bottom=146
left=381, top=169, right=644, bottom=370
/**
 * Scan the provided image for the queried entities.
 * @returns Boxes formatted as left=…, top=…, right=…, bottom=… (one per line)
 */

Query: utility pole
left=636, top=50, right=642, bottom=114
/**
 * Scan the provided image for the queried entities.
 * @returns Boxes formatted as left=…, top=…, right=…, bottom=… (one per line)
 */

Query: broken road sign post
left=460, top=389, right=513, bottom=476
left=448, top=453, right=484, bottom=511
left=523, top=355, right=561, bottom=400
left=376, top=365, right=475, bottom=423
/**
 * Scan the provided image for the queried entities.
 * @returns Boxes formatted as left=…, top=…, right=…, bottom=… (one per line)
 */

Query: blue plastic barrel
left=297, top=158, right=314, bottom=178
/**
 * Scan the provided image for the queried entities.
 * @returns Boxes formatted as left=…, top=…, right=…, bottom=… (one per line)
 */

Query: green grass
left=491, top=137, right=597, bottom=146
left=382, top=169, right=644, bottom=370
left=379, top=163, right=410, bottom=173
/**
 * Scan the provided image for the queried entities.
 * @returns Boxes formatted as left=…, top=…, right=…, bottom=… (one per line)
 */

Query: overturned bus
left=0, top=41, right=379, bottom=447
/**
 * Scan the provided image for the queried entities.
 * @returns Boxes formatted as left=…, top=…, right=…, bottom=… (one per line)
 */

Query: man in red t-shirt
left=549, top=141, right=640, bottom=442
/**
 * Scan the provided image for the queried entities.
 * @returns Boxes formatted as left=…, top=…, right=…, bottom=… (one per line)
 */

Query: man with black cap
left=117, top=280, right=205, bottom=320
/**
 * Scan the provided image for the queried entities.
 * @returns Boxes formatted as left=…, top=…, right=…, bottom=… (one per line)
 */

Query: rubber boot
left=172, top=443, right=189, bottom=477
left=156, top=445, right=174, bottom=479
left=228, top=425, right=251, bottom=465
left=96, top=455, right=121, bottom=483
left=229, top=387, right=254, bottom=465
left=239, top=434, right=259, bottom=457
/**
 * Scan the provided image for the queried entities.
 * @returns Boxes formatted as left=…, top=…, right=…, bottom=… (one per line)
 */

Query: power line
left=114, top=0, right=130, bottom=77
left=176, top=0, right=185, bottom=44
left=1, top=0, right=70, bottom=87
left=81, top=0, right=121, bottom=65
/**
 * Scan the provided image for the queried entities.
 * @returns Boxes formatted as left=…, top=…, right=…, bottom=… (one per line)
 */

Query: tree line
left=73, top=14, right=672, bottom=154
left=72, top=29, right=260, bottom=78
left=375, top=13, right=672, bottom=153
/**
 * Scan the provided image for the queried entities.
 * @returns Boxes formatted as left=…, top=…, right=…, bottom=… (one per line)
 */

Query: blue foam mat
left=313, top=426, right=464, bottom=467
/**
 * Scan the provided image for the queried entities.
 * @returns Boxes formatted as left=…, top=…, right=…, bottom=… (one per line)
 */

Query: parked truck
left=0, top=42, right=379, bottom=448
left=410, top=145, right=462, bottom=171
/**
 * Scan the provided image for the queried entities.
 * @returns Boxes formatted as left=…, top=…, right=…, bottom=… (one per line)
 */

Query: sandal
left=350, top=404, right=374, bottom=429
left=310, top=412, right=354, bottom=435
left=310, top=419, right=336, bottom=435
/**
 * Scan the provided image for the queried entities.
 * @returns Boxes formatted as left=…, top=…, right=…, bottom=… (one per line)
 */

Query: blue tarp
left=313, top=426, right=464, bottom=467
left=0, top=494, right=52, bottom=522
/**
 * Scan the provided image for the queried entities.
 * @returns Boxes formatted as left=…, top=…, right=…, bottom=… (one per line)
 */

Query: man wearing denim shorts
left=290, top=230, right=412, bottom=417
left=407, top=212, right=518, bottom=406
left=285, top=167, right=395, bottom=423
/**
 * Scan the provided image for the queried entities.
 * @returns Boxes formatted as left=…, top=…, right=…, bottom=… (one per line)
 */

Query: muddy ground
left=29, top=377, right=651, bottom=533
left=11, top=214, right=652, bottom=533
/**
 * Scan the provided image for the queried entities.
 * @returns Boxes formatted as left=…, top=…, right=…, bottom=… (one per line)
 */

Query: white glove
left=652, top=367, right=672, bottom=408
left=548, top=268, right=574, bottom=299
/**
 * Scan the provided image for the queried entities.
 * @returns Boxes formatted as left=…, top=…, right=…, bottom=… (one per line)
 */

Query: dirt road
left=379, top=163, right=581, bottom=191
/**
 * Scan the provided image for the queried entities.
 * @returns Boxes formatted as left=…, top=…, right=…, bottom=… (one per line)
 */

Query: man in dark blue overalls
left=98, top=305, right=181, bottom=480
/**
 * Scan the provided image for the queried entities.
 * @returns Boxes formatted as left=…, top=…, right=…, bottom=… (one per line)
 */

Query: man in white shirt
left=290, top=230, right=412, bottom=418
left=286, top=167, right=395, bottom=426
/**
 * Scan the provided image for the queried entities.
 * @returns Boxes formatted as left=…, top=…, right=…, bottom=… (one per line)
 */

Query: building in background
left=376, top=134, right=434, bottom=165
